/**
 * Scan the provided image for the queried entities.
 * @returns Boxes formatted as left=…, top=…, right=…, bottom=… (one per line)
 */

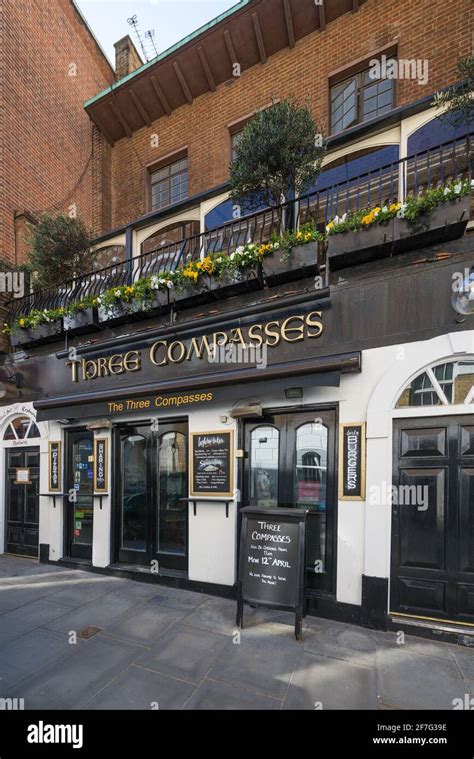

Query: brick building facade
left=86, top=0, right=472, bottom=232
left=0, top=0, right=114, bottom=268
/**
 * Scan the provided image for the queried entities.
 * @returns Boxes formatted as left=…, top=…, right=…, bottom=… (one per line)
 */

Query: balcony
left=7, top=133, right=473, bottom=348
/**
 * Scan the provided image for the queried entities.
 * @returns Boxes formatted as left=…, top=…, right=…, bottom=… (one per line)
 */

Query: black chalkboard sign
left=236, top=507, right=307, bottom=639
left=339, top=422, right=366, bottom=500
left=190, top=431, right=234, bottom=498
left=48, top=441, right=61, bottom=493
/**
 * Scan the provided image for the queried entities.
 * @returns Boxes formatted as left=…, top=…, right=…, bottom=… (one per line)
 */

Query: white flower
left=235, top=246, right=244, bottom=256
left=382, top=206, right=388, bottom=213
left=454, top=183, right=462, bottom=194
left=471, top=179, right=474, bottom=188
left=166, top=281, right=174, bottom=289
left=444, top=187, right=450, bottom=196
left=114, top=289, right=121, bottom=298
left=333, top=215, right=340, bottom=225
left=230, top=252, right=236, bottom=260
left=396, top=204, right=406, bottom=219
left=341, top=213, right=347, bottom=222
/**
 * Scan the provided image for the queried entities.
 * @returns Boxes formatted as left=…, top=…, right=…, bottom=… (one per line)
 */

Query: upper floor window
left=330, top=64, right=394, bottom=135
left=150, top=157, right=188, bottom=211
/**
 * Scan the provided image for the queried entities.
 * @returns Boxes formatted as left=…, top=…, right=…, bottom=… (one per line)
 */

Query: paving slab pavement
left=0, top=556, right=473, bottom=710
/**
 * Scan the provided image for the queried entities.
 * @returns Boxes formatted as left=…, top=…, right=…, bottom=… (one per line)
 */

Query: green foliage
left=5, top=224, right=321, bottom=334
left=433, top=57, right=474, bottom=126
left=26, top=213, right=96, bottom=289
left=326, top=178, right=472, bottom=235
left=229, top=99, right=326, bottom=212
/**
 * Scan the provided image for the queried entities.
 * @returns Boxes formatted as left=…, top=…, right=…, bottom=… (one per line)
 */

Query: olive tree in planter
left=25, top=213, right=96, bottom=289
left=433, top=56, right=474, bottom=127
left=229, top=99, right=326, bottom=285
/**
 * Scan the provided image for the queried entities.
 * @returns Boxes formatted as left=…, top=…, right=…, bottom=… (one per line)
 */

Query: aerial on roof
left=85, top=0, right=367, bottom=144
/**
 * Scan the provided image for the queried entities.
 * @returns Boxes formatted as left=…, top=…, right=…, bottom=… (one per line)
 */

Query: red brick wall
left=0, top=0, right=114, bottom=267
left=107, top=0, right=472, bottom=229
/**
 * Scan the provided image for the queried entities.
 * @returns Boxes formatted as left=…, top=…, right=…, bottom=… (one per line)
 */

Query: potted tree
left=17, top=213, right=97, bottom=341
left=229, top=99, right=326, bottom=288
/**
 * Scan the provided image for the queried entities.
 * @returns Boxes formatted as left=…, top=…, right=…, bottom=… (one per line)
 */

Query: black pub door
left=117, top=421, right=188, bottom=571
left=391, top=416, right=474, bottom=623
left=5, top=448, right=40, bottom=557
left=243, top=410, right=337, bottom=594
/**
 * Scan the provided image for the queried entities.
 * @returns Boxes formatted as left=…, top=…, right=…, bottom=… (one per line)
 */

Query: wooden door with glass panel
left=68, top=430, right=94, bottom=560
left=244, top=410, right=336, bottom=594
left=118, top=422, right=188, bottom=571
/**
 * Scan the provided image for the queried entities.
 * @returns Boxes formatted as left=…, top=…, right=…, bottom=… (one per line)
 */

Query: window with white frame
left=396, top=361, right=474, bottom=408
left=3, top=416, right=40, bottom=441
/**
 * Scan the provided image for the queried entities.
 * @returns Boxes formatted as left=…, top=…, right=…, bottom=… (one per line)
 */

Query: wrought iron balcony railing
left=8, top=133, right=473, bottom=325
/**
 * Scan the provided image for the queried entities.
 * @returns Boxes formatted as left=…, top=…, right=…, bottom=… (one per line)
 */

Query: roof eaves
left=84, top=0, right=252, bottom=109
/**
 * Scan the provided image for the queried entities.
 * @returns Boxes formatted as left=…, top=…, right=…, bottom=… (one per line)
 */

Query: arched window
left=3, top=416, right=40, bottom=441
left=396, top=360, right=474, bottom=408
left=141, top=221, right=200, bottom=256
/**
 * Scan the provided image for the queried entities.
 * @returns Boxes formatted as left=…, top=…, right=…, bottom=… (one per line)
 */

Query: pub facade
left=1, top=0, right=473, bottom=633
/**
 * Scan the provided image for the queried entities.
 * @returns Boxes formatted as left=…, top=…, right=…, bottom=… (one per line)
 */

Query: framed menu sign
left=190, top=430, right=234, bottom=498
left=48, top=441, right=62, bottom=493
left=15, top=468, right=31, bottom=485
left=338, top=422, right=366, bottom=501
left=236, top=507, right=307, bottom=640
left=94, top=438, right=108, bottom=493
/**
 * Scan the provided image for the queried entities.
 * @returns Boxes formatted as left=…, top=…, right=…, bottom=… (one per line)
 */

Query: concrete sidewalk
left=0, top=556, right=473, bottom=710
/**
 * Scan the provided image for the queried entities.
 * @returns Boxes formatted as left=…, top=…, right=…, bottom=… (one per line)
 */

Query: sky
left=75, top=0, right=241, bottom=67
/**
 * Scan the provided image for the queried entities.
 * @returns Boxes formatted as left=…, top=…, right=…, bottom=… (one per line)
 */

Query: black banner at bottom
left=0, top=710, right=473, bottom=756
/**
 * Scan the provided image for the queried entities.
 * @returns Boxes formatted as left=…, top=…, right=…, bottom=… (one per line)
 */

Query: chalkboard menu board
left=190, top=431, right=234, bottom=498
left=237, top=507, right=307, bottom=639
left=48, top=441, right=61, bottom=493
left=94, top=438, right=108, bottom=493
left=339, top=422, right=366, bottom=501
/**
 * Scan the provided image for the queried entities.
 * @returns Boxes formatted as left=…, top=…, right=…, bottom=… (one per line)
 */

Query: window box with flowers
left=64, top=306, right=100, bottom=336
left=260, top=224, right=323, bottom=286
left=326, top=206, right=397, bottom=271
left=8, top=310, right=65, bottom=348
left=210, top=246, right=263, bottom=300
left=169, top=261, right=213, bottom=310
left=392, top=180, right=471, bottom=255
left=326, top=179, right=472, bottom=271
left=97, top=277, right=171, bottom=325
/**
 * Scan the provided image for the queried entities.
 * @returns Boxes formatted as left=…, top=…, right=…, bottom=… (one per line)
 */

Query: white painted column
left=187, top=408, right=238, bottom=586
